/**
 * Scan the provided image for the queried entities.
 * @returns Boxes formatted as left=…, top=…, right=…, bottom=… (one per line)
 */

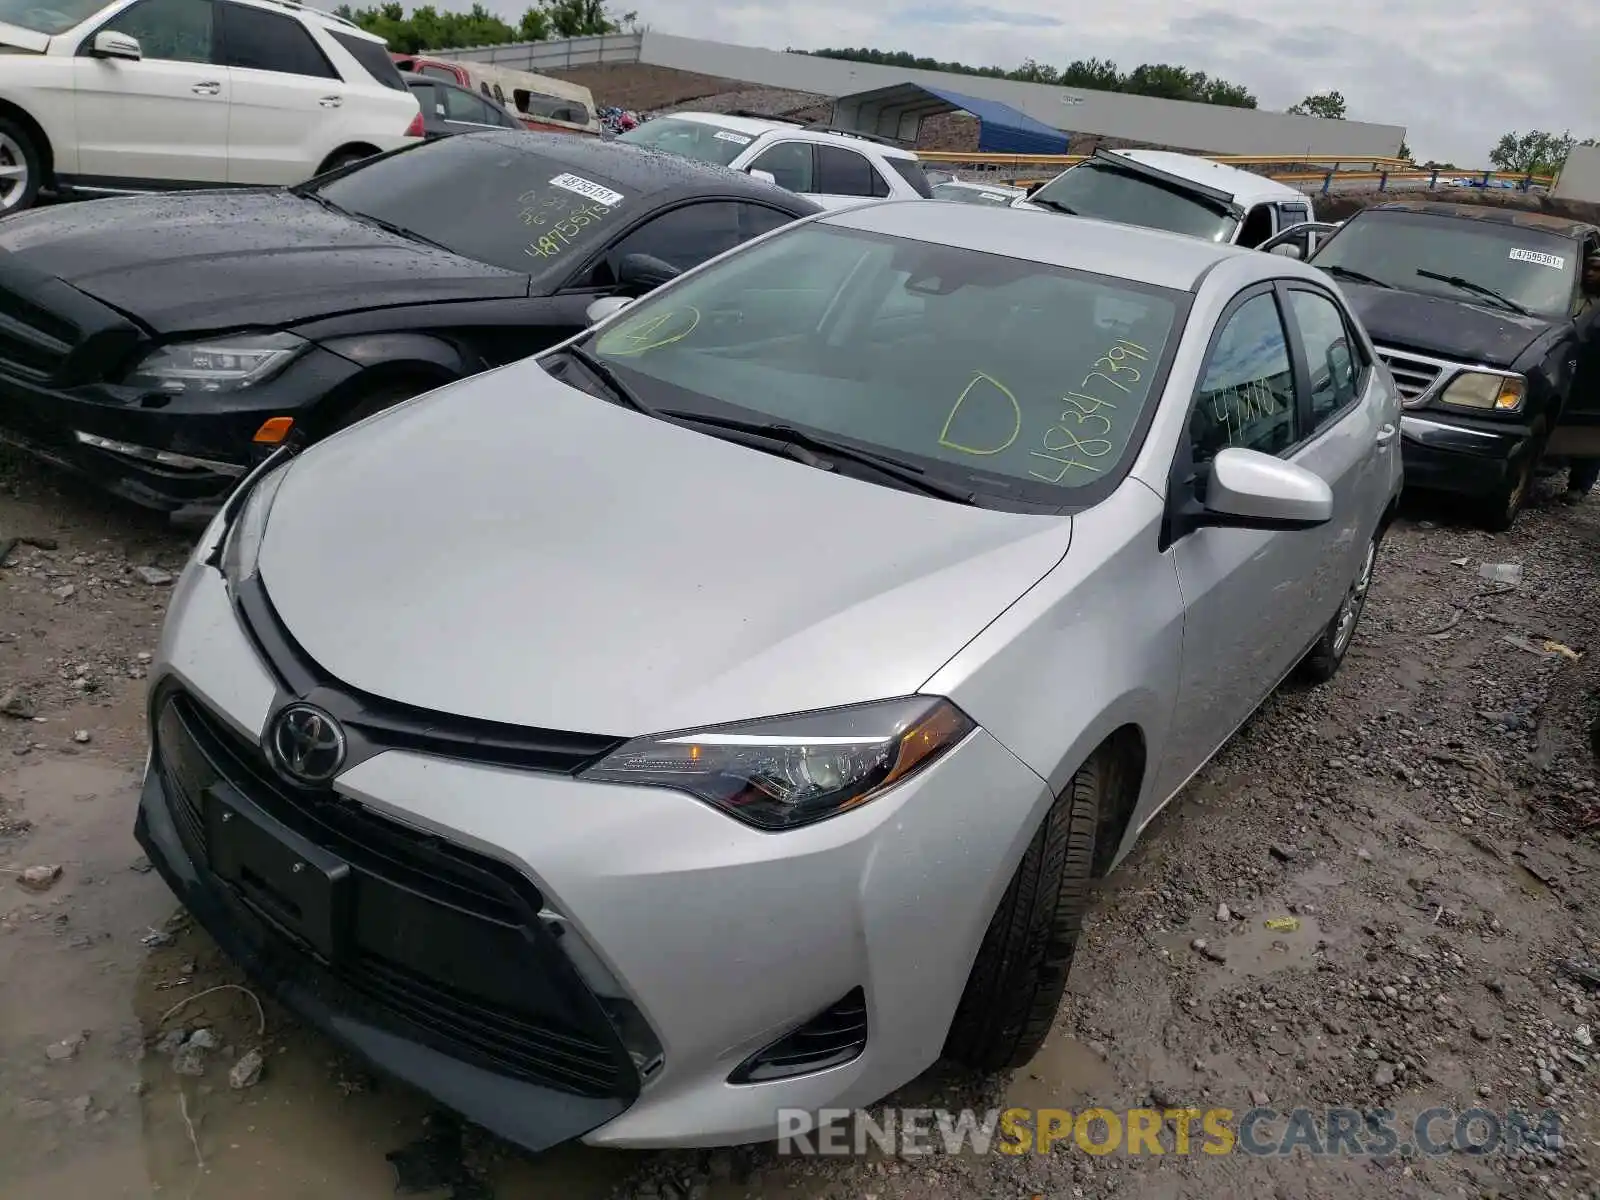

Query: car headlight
left=219, top=462, right=290, bottom=588
left=1440, top=371, right=1525, bottom=413
left=579, top=696, right=975, bottom=831
left=128, top=332, right=307, bottom=394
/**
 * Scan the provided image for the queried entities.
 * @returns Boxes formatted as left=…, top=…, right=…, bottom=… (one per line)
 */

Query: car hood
left=1336, top=280, right=1550, bottom=368
left=0, top=21, right=49, bottom=52
left=0, top=191, right=527, bottom=333
left=256, top=360, right=1072, bottom=736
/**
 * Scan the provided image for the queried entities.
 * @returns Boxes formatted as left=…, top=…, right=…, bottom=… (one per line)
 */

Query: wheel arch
left=315, top=142, right=382, bottom=176
left=0, top=99, right=54, bottom=181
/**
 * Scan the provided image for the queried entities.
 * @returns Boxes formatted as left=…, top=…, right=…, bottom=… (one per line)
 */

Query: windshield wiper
left=1028, top=196, right=1077, bottom=215
left=656, top=409, right=980, bottom=505
left=564, top=344, right=661, bottom=417
left=1322, top=264, right=1395, bottom=290
left=1415, top=269, right=1533, bottom=317
left=325, top=202, right=455, bottom=255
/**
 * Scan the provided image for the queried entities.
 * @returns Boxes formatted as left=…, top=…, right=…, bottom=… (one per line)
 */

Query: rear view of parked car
left=135, top=202, right=1401, bottom=1157
left=0, top=0, right=422, bottom=214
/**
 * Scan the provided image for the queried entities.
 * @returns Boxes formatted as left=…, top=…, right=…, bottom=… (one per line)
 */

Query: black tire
left=943, top=749, right=1111, bottom=1072
left=1300, top=533, right=1379, bottom=683
left=319, top=147, right=376, bottom=176
left=1475, top=452, right=1534, bottom=532
left=0, top=117, right=44, bottom=217
left=320, top=379, right=439, bottom=439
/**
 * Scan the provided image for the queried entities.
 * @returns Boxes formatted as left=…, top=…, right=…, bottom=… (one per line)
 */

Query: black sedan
left=404, top=76, right=525, bottom=138
left=0, top=133, right=821, bottom=519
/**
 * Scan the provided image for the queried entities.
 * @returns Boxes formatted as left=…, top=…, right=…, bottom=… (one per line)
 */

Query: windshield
left=0, top=0, right=109, bottom=33
left=617, top=118, right=751, bottom=168
left=580, top=223, right=1185, bottom=509
left=310, top=135, right=638, bottom=277
left=934, top=183, right=1020, bottom=207
left=1312, top=210, right=1576, bottom=319
left=1029, top=162, right=1239, bottom=243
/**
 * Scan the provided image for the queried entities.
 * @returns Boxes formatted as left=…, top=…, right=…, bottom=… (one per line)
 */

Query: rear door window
left=1286, top=288, right=1361, bottom=435
left=330, top=30, right=406, bottom=90
left=815, top=145, right=880, bottom=197
left=441, top=85, right=497, bottom=126
left=217, top=2, right=336, bottom=78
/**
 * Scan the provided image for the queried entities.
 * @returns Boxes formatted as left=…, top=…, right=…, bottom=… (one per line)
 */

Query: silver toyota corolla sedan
left=136, top=201, right=1403, bottom=1154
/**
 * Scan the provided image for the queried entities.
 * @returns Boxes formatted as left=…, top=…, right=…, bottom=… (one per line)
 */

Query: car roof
left=454, top=131, right=824, bottom=209
left=1103, top=150, right=1306, bottom=203
left=821, top=199, right=1275, bottom=291
left=1364, top=200, right=1598, bottom=239
left=650, top=112, right=920, bottom=160
left=238, top=0, right=386, bottom=39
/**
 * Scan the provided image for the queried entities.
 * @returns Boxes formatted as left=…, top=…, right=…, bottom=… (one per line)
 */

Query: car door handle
left=191, top=81, right=221, bottom=95
left=1375, top=423, right=1397, bottom=446
left=318, top=95, right=342, bottom=108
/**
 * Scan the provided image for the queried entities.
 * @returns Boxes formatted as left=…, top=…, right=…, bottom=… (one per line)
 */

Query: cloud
left=570, top=0, right=1600, bottom=165
left=893, top=5, right=1065, bottom=28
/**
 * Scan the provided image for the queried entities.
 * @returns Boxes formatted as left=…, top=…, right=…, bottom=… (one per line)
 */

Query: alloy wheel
left=0, top=132, right=28, bottom=212
left=1331, top=538, right=1377, bottom=657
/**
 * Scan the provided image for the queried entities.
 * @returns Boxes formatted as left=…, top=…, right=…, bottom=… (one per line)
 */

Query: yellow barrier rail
left=923, top=152, right=1556, bottom=192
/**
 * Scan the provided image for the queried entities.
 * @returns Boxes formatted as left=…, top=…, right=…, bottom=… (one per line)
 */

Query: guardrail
left=918, top=151, right=1555, bottom=195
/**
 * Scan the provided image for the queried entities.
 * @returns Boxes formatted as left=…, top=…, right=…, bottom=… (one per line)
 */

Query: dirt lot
left=3, top=445, right=1600, bottom=1200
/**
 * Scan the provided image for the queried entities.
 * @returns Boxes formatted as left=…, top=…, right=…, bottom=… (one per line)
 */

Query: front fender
left=921, top=481, right=1184, bottom=873
left=316, top=331, right=483, bottom=378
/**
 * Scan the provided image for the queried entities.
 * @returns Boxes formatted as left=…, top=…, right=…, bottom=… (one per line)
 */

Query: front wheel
left=0, top=119, right=43, bottom=216
left=943, top=750, right=1110, bottom=1072
left=1475, top=452, right=1535, bottom=532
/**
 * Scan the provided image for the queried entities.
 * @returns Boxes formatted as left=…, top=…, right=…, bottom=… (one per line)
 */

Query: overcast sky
left=614, top=0, right=1596, bottom=165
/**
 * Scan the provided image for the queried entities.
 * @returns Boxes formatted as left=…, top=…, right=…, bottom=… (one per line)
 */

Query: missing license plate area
left=204, top=784, right=352, bottom=961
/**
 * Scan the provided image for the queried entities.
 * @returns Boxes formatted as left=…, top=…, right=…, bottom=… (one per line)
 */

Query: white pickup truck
left=1014, top=148, right=1332, bottom=254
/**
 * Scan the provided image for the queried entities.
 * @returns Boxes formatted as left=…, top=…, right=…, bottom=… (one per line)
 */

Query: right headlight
left=579, top=696, right=975, bottom=831
left=1440, top=371, right=1526, bottom=413
left=218, top=461, right=290, bottom=590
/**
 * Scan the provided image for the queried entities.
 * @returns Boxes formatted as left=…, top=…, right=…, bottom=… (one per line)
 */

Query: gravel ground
left=3, top=445, right=1600, bottom=1200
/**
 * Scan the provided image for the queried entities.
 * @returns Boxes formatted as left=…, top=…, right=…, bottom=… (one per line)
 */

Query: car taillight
left=403, top=112, right=423, bottom=138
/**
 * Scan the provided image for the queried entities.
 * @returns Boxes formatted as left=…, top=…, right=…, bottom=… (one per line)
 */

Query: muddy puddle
left=0, top=754, right=647, bottom=1200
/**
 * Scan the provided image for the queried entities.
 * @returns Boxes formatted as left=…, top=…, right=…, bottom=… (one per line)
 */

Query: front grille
left=730, top=987, right=869, bottom=1083
left=1375, top=346, right=1445, bottom=405
left=167, top=692, right=527, bottom=925
left=155, top=688, right=637, bottom=1099
left=0, top=297, right=74, bottom=381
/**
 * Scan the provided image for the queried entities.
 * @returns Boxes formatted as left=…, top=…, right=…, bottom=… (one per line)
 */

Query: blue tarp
left=917, top=85, right=1070, bottom=155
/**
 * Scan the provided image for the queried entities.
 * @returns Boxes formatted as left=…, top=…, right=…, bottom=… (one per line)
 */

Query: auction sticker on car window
left=550, top=173, right=624, bottom=207
left=713, top=130, right=753, bottom=144
left=1509, top=248, right=1566, bottom=269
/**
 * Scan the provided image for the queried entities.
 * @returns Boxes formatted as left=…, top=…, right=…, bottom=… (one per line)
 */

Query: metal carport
left=829, top=82, right=1070, bottom=155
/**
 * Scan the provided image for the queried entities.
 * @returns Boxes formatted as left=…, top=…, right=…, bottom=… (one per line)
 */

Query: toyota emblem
left=268, top=703, right=347, bottom=785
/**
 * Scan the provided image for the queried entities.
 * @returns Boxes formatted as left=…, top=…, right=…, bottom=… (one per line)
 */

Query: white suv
left=618, top=112, right=935, bottom=209
left=0, top=0, right=422, bottom=214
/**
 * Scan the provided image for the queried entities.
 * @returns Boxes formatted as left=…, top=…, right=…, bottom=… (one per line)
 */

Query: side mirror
left=585, top=295, right=633, bottom=325
left=748, top=168, right=777, bottom=186
left=1202, top=448, right=1332, bottom=530
left=89, top=30, right=141, bottom=60
left=1269, top=243, right=1304, bottom=259
left=1025, top=180, right=1047, bottom=196
left=615, top=252, right=680, bottom=294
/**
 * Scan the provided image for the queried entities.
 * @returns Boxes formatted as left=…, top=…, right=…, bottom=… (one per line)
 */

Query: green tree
left=804, top=47, right=1257, bottom=107
left=1488, top=129, right=1591, bottom=176
left=333, top=0, right=628, bottom=52
left=1287, top=90, right=1347, bottom=120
